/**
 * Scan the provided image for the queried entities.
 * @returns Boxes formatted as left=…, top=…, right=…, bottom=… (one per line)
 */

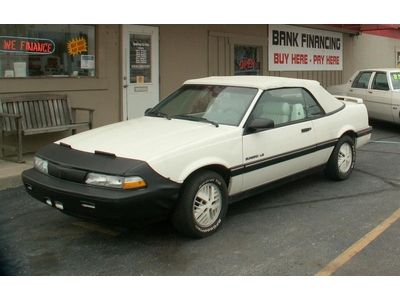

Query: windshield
left=391, top=72, right=400, bottom=90
left=148, top=85, right=258, bottom=126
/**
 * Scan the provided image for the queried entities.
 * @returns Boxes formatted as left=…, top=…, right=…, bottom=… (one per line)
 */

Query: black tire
left=172, top=170, right=228, bottom=238
left=325, top=135, right=356, bottom=181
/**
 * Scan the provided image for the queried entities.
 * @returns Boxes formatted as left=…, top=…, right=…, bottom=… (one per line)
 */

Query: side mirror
left=144, top=108, right=152, bottom=115
left=247, top=118, right=274, bottom=131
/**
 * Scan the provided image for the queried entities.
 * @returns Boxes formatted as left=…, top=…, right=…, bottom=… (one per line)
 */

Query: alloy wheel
left=192, top=182, right=222, bottom=227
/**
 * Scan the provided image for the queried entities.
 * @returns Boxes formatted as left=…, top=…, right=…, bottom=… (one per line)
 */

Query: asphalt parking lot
left=0, top=120, right=399, bottom=275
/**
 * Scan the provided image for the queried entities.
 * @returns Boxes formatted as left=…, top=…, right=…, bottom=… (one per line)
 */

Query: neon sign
left=67, top=37, right=88, bottom=56
left=0, top=36, right=55, bottom=55
left=239, top=58, right=256, bottom=70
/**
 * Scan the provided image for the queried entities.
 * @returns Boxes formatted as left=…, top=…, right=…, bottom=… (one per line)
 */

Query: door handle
left=301, top=127, right=312, bottom=133
left=123, top=85, right=128, bottom=88
left=349, top=89, right=353, bottom=92
left=368, top=91, right=373, bottom=94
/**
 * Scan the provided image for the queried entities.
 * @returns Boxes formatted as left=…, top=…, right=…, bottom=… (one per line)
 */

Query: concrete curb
left=0, top=155, right=34, bottom=191
left=0, top=174, right=24, bottom=190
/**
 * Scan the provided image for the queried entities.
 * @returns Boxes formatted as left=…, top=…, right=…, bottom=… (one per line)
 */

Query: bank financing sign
left=268, top=25, right=343, bottom=71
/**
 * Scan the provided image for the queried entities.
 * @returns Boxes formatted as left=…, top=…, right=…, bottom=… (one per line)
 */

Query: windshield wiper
left=146, top=111, right=171, bottom=120
left=174, top=115, right=219, bottom=127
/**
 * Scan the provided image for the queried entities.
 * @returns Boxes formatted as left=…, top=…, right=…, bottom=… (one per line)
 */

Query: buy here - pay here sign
left=268, top=25, right=343, bottom=71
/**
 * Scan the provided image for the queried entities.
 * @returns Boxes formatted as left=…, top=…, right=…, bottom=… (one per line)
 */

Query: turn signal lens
left=122, top=176, right=147, bottom=190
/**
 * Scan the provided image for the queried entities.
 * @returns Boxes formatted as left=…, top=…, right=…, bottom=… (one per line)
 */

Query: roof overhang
left=297, top=25, right=400, bottom=39
left=328, top=24, right=400, bottom=39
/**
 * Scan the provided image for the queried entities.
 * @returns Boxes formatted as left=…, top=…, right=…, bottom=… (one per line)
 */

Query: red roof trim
left=328, top=24, right=400, bottom=40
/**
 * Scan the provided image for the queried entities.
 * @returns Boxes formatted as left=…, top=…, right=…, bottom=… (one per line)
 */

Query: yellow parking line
left=316, top=208, right=400, bottom=276
left=72, top=221, right=121, bottom=237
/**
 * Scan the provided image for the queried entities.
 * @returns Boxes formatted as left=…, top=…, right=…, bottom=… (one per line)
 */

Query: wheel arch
left=181, top=163, right=231, bottom=189
left=340, top=129, right=357, bottom=141
left=337, top=125, right=357, bottom=142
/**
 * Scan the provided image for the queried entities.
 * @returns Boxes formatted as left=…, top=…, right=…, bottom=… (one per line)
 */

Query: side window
left=250, top=88, right=307, bottom=127
left=352, top=72, right=373, bottom=89
left=302, top=89, right=324, bottom=117
left=371, top=72, right=389, bottom=91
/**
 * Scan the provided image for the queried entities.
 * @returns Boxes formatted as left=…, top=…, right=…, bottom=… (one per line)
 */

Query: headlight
left=85, top=173, right=147, bottom=190
left=34, top=156, right=48, bottom=174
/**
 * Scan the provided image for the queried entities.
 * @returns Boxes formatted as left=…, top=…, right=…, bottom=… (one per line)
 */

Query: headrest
left=263, top=101, right=290, bottom=115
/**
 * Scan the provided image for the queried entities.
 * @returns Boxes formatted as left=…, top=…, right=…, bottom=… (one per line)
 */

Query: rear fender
left=337, top=125, right=357, bottom=140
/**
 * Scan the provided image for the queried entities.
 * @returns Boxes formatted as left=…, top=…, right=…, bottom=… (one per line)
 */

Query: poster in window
left=130, top=34, right=151, bottom=83
left=81, top=55, right=95, bottom=69
left=4, top=70, right=14, bottom=77
left=234, top=45, right=261, bottom=75
left=13, top=62, right=27, bottom=77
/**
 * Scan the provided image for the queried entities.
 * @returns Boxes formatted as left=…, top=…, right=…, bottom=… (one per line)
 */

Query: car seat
left=261, top=101, right=290, bottom=125
left=290, top=103, right=305, bottom=121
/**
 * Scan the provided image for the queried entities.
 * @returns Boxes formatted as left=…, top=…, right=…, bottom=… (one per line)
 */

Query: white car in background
left=22, top=76, right=371, bottom=238
left=327, top=68, right=400, bottom=124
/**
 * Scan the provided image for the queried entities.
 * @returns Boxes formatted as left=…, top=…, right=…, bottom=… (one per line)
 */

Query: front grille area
left=48, top=162, right=88, bottom=183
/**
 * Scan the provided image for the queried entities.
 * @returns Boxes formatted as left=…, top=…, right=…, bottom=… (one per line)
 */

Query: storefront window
left=0, top=25, right=95, bottom=78
left=234, top=45, right=261, bottom=75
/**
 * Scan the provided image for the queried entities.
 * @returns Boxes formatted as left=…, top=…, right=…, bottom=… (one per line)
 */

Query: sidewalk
left=0, top=154, right=34, bottom=190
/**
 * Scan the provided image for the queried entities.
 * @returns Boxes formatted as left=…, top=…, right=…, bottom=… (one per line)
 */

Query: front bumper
left=22, top=168, right=180, bottom=225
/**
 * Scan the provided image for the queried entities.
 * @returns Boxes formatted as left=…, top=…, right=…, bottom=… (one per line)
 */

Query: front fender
left=177, top=157, right=232, bottom=183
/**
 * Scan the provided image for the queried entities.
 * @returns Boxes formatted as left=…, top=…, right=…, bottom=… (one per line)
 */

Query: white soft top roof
left=184, top=76, right=320, bottom=90
left=184, top=76, right=343, bottom=114
left=358, top=68, right=400, bottom=73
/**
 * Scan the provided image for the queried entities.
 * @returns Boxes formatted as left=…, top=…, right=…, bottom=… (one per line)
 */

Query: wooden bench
left=0, top=94, right=94, bottom=162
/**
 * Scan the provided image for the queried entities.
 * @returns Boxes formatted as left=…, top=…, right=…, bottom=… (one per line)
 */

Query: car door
left=389, top=72, right=400, bottom=124
left=241, top=88, right=318, bottom=191
left=366, top=71, right=393, bottom=122
left=348, top=71, right=373, bottom=111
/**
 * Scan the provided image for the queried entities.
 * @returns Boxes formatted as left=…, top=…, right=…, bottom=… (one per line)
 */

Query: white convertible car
left=22, top=76, right=372, bottom=238
left=327, top=68, right=400, bottom=124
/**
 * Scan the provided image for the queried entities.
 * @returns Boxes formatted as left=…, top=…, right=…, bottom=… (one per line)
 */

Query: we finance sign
left=268, top=25, right=343, bottom=71
left=0, top=36, right=55, bottom=55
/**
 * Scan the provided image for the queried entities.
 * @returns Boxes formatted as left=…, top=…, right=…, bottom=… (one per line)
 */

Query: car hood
left=57, top=116, right=240, bottom=163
